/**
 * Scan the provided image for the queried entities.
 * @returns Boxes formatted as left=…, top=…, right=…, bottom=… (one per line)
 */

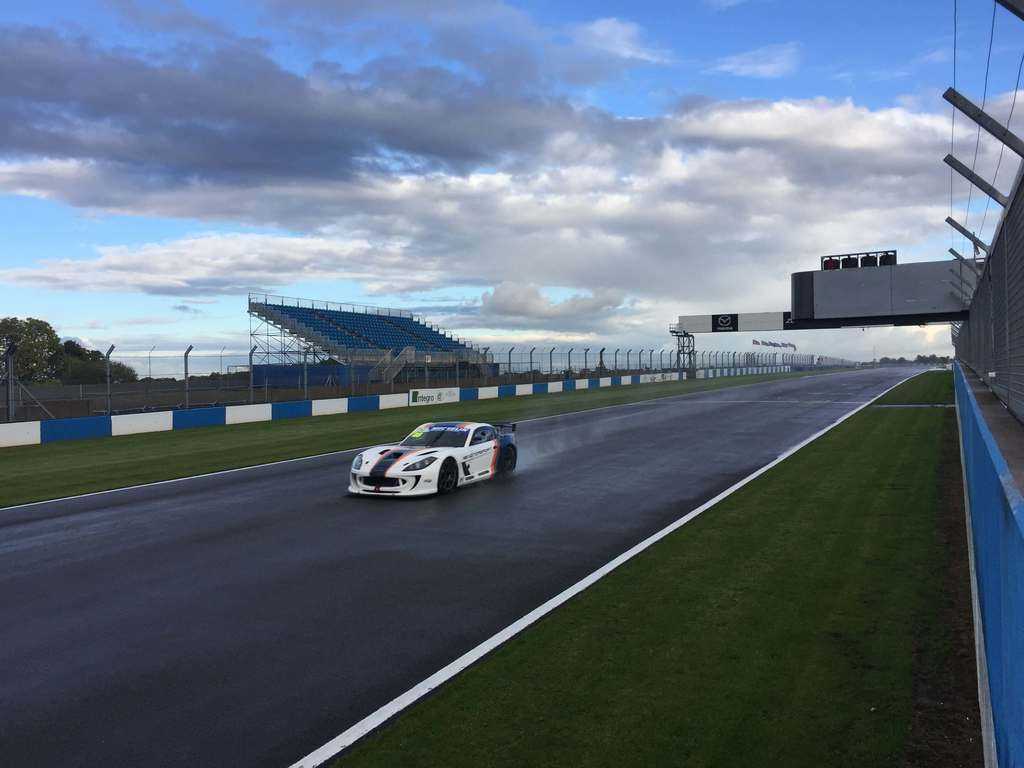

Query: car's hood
left=355, top=444, right=445, bottom=469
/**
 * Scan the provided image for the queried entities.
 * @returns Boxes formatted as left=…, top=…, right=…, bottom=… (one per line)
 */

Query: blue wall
left=955, top=362, right=1024, bottom=766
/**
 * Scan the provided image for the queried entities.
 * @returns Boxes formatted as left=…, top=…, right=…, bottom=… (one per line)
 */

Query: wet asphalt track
left=0, top=368, right=918, bottom=767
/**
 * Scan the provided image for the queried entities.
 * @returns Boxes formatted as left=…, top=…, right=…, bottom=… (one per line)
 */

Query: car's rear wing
left=494, top=422, right=516, bottom=436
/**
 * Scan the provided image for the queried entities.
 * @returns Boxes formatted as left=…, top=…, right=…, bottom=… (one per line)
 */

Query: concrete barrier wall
left=0, top=366, right=792, bottom=448
left=955, top=362, right=1024, bottom=766
left=225, top=404, right=273, bottom=425
left=111, top=411, right=174, bottom=436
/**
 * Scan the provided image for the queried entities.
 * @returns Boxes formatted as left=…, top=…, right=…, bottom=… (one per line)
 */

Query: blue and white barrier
left=955, top=362, right=1024, bottom=766
left=0, top=366, right=793, bottom=449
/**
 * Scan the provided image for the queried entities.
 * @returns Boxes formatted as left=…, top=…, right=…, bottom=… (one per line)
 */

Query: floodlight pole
left=248, top=345, right=257, bottom=403
left=105, top=345, right=115, bottom=415
left=184, top=345, right=194, bottom=409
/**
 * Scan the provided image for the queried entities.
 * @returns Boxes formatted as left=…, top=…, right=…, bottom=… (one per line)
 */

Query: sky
left=1, top=0, right=1022, bottom=368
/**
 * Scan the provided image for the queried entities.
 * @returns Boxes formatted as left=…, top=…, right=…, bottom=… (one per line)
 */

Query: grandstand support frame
left=248, top=305, right=332, bottom=367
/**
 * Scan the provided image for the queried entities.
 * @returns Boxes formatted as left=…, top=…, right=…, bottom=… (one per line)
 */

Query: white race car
left=348, top=421, right=518, bottom=496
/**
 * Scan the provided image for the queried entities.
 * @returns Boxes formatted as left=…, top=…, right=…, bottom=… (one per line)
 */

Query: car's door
left=465, top=426, right=498, bottom=480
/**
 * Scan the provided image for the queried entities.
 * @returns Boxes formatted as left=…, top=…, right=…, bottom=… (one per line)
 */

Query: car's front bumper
left=348, top=471, right=437, bottom=496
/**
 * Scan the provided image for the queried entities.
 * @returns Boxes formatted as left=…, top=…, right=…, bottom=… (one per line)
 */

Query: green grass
left=331, top=379, right=959, bottom=768
left=875, top=370, right=953, bottom=405
left=0, top=370, right=835, bottom=508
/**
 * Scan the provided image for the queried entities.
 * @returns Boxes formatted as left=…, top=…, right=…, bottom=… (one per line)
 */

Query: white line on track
left=0, top=369, right=869, bottom=513
left=287, top=369, right=925, bottom=768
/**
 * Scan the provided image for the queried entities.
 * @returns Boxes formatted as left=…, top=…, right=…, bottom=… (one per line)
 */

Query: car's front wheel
left=437, top=458, right=459, bottom=494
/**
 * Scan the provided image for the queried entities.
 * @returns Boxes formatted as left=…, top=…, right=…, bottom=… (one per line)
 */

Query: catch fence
left=0, top=345, right=850, bottom=423
left=952, top=164, right=1024, bottom=423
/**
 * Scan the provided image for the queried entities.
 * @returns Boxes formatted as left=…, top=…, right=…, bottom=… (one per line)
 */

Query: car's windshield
left=400, top=426, right=469, bottom=448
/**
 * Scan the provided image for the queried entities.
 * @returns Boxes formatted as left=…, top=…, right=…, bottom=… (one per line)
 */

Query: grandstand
left=249, top=294, right=489, bottom=383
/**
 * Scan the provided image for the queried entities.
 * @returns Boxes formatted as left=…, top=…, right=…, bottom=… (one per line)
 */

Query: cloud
left=171, top=303, right=202, bottom=314
left=571, top=18, right=673, bottom=64
left=0, top=19, right=972, bottom=358
left=106, top=0, right=232, bottom=39
left=709, top=42, right=800, bottom=78
left=703, top=0, right=751, bottom=8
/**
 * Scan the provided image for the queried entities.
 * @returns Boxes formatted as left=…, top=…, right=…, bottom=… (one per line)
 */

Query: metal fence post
left=105, top=345, right=115, bottom=415
left=659, top=350, right=664, bottom=370
left=549, top=347, right=555, bottom=375
left=599, top=347, right=606, bottom=371
left=529, top=348, right=536, bottom=382
left=302, top=348, right=309, bottom=400
left=614, top=349, right=619, bottom=370
left=584, top=348, right=589, bottom=372
left=507, top=347, right=514, bottom=382
left=184, top=345, right=193, bottom=409
left=568, top=348, right=574, bottom=374
left=4, top=340, right=16, bottom=423
left=249, top=345, right=257, bottom=403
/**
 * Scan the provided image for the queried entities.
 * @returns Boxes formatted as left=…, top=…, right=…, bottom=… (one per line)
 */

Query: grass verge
left=0, top=369, right=837, bottom=508
left=875, top=369, right=953, bottom=405
left=330, top=371, right=981, bottom=768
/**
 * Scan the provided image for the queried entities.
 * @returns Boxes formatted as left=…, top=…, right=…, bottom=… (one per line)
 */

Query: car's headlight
left=352, top=454, right=364, bottom=470
left=404, top=456, right=437, bottom=472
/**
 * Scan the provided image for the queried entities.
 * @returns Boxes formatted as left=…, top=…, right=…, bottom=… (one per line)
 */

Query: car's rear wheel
left=498, top=445, right=517, bottom=475
left=437, top=458, right=459, bottom=494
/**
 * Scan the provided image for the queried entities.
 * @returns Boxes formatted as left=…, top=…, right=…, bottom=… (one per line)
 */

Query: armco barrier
left=955, top=362, right=1024, bottom=767
left=0, top=366, right=796, bottom=449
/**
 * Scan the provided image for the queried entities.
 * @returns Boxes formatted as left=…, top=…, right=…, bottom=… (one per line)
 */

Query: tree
left=60, top=340, right=139, bottom=385
left=0, top=317, right=62, bottom=382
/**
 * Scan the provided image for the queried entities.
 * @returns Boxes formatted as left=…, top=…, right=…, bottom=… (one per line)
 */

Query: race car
left=348, top=421, right=517, bottom=497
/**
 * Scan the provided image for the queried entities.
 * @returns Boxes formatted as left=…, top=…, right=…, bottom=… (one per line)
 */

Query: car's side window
left=471, top=427, right=494, bottom=445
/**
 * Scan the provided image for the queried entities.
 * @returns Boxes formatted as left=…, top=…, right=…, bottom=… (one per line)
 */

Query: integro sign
left=409, top=388, right=460, bottom=406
